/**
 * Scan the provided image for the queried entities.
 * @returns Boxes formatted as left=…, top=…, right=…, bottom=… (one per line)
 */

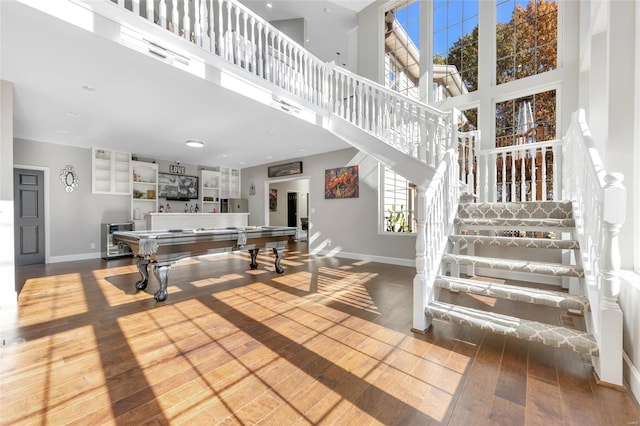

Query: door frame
left=14, top=164, right=50, bottom=264
left=264, top=175, right=310, bottom=228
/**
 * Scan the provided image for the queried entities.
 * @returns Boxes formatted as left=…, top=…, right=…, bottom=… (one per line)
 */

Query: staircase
left=426, top=200, right=599, bottom=356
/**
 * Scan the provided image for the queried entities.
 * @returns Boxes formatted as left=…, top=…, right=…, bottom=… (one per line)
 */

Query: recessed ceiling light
left=239, top=161, right=246, bottom=165
left=266, top=155, right=273, bottom=159
left=324, top=7, right=331, bottom=13
left=186, top=139, right=204, bottom=148
left=266, top=3, right=273, bottom=8
left=65, top=111, right=80, bottom=118
left=81, top=85, right=97, bottom=93
left=56, top=129, right=69, bottom=135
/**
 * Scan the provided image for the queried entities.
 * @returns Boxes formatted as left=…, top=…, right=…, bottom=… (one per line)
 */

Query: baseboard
left=48, top=252, right=103, bottom=263
left=315, top=249, right=415, bottom=268
left=624, top=351, right=640, bottom=405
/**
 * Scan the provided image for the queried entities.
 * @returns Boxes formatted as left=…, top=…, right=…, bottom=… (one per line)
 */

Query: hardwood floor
left=4, top=242, right=640, bottom=425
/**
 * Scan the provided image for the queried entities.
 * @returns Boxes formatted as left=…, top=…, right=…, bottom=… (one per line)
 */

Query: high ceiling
left=0, top=0, right=375, bottom=169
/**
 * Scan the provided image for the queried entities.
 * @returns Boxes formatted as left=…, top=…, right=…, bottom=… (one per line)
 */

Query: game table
left=113, top=226, right=297, bottom=301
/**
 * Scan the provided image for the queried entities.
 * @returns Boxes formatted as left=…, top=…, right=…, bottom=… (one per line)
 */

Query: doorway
left=14, top=168, right=45, bottom=266
left=287, top=192, right=298, bottom=227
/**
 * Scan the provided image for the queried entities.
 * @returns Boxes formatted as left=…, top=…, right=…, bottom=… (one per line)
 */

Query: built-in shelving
left=92, top=147, right=131, bottom=195
left=220, top=167, right=241, bottom=199
left=131, top=160, right=158, bottom=229
left=200, top=168, right=220, bottom=213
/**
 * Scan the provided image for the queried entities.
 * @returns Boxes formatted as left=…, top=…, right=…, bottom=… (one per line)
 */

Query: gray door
left=14, top=168, right=45, bottom=265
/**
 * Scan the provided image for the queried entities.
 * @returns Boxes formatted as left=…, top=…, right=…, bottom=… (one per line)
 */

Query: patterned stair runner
left=434, top=276, right=589, bottom=312
left=442, top=253, right=584, bottom=278
left=430, top=200, right=596, bottom=356
left=426, top=301, right=598, bottom=356
left=449, top=234, right=580, bottom=249
left=455, top=217, right=575, bottom=228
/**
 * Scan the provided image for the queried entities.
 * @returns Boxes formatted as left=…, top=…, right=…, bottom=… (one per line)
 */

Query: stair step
left=426, top=301, right=598, bottom=356
left=458, top=201, right=573, bottom=219
left=449, top=234, right=580, bottom=250
left=442, top=254, right=584, bottom=278
left=455, top=217, right=575, bottom=228
left=434, top=276, right=589, bottom=312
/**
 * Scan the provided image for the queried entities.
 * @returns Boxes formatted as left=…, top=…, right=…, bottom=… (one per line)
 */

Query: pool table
left=112, top=226, right=297, bottom=301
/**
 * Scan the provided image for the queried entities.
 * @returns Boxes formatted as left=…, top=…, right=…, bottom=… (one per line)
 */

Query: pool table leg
left=135, top=258, right=150, bottom=291
left=249, top=248, right=260, bottom=269
left=272, top=247, right=284, bottom=274
left=153, top=264, right=172, bottom=302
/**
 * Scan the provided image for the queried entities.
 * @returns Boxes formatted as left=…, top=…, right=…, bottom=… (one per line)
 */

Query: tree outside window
left=496, top=0, right=558, bottom=84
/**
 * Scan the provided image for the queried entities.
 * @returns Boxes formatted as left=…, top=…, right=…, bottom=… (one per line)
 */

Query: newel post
left=412, top=184, right=430, bottom=333
left=596, top=172, right=625, bottom=386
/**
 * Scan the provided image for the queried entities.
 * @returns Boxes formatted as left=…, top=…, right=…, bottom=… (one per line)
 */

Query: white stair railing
left=458, top=131, right=479, bottom=194
left=476, top=139, right=562, bottom=202
left=412, top=110, right=460, bottom=332
left=562, top=109, right=625, bottom=386
left=109, top=0, right=453, bottom=166
left=112, top=0, right=329, bottom=110
left=329, top=65, right=452, bottom=168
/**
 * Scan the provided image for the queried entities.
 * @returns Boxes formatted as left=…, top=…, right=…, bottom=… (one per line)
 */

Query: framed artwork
left=268, top=161, right=303, bottom=178
left=325, top=165, right=359, bottom=199
left=269, top=188, right=278, bottom=211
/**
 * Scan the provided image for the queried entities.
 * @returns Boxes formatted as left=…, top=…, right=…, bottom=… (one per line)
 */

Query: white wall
left=271, top=18, right=307, bottom=49
left=1, top=80, right=16, bottom=306
left=242, top=148, right=416, bottom=266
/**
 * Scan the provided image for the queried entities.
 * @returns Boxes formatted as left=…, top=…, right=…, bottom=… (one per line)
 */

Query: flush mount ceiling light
left=65, top=111, right=80, bottom=118
left=81, top=84, right=97, bottom=93
left=186, top=139, right=204, bottom=148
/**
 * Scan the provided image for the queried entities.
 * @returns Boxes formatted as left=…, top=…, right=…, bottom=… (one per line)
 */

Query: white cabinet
left=131, top=160, right=158, bottom=229
left=220, top=167, right=241, bottom=199
left=200, top=168, right=220, bottom=213
left=92, top=147, right=131, bottom=194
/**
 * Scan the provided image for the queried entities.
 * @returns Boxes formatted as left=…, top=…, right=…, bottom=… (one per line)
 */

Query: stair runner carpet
left=427, top=200, right=597, bottom=357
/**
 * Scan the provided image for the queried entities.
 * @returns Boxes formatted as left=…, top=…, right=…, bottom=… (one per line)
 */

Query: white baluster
left=242, top=12, right=248, bottom=69
left=541, top=147, right=548, bottom=200
left=159, top=0, right=166, bottom=29
left=257, top=22, right=264, bottom=78
left=183, top=0, right=191, bottom=41
left=267, top=32, right=275, bottom=82
left=171, top=0, right=178, bottom=34
left=194, top=0, right=201, bottom=45
left=501, top=153, right=507, bottom=202
left=233, top=7, right=240, bottom=64
left=520, top=148, right=526, bottom=201
left=530, top=147, right=537, bottom=201
left=218, top=0, right=225, bottom=57
left=146, top=0, right=154, bottom=23
left=207, top=0, right=214, bottom=52
left=249, top=17, right=256, bottom=74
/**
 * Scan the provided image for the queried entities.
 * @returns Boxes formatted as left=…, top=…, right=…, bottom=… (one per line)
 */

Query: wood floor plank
left=5, top=244, right=640, bottom=425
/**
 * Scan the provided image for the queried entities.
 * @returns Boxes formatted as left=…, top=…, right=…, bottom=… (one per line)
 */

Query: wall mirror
left=60, top=165, right=79, bottom=192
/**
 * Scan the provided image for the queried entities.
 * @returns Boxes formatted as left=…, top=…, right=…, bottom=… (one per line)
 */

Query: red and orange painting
left=325, top=165, right=359, bottom=199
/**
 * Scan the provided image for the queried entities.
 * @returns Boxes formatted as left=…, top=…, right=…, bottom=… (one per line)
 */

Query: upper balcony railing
left=107, top=0, right=451, bottom=170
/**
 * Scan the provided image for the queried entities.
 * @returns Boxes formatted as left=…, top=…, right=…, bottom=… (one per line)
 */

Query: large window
left=495, top=89, right=556, bottom=146
left=495, top=89, right=557, bottom=201
left=382, top=166, right=416, bottom=233
left=496, top=0, right=558, bottom=84
left=433, top=0, right=479, bottom=100
left=384, top=1, right=420, bottom=100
